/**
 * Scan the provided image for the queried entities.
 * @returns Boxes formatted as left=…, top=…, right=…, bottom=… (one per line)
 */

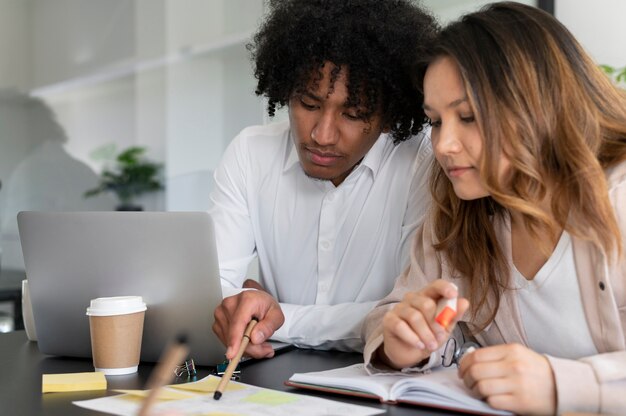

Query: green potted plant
left=601, top=64, right=626, bottom=88
left=85, top=146, right=164, bottom=211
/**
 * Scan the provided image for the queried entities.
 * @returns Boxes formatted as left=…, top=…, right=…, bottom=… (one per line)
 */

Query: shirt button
left=326, top=193, right=335, bottom=202
left=319, top=283, right=329, bottom=292
left=599, top=281, right=605, bottom=291
left=320, top=240, right=330, bottom=250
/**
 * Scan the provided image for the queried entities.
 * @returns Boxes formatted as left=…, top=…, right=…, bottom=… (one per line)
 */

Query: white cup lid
left=86, top=296, right=147, bottom=316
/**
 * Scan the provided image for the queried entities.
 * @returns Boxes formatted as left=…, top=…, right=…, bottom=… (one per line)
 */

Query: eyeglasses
left=441, top=334, right=480, bottom=368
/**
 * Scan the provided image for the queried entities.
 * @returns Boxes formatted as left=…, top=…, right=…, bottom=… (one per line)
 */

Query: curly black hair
left=249, top=0, right=439, bottom=143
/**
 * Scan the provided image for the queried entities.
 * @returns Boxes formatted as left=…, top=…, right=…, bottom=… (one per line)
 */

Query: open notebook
left=286, top=363, right=512, bottom=415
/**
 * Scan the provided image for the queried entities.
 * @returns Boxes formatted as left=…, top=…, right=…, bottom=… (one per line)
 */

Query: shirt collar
left=358, top=132, right=388, bottom=180
left=283, top=131, right=301, bottom=173
left=283, top=129, right=390, bottom=180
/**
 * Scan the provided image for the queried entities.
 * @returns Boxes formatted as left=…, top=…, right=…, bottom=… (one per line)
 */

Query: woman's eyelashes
left=426, top=117, right=441, bottom=128
left=426, top=114, right=475, bottom=128
left=460, top=114, right=475, bottom=123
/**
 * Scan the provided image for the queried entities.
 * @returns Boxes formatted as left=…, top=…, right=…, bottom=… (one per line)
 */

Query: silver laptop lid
left=18, top=211, right=225, bottom=366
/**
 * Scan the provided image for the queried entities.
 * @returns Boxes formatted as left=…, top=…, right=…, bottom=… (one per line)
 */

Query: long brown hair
left=424, top=2, right=626, bottom=329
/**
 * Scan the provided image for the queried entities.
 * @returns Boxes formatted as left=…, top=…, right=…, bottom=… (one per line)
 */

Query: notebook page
left=391, top=368, right=511, bottom=415
left=289, top=363, right=395, bottom=400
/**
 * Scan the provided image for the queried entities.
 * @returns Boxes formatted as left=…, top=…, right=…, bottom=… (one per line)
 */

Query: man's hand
left=213, top=288, right=285, bottom=359
left=458, top=343, right=556, bottom=415
left=242, top=279, right=264, bottom=290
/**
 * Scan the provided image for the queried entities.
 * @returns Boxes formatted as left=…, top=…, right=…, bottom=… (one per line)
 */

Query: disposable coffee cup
left=86, top=296, right=147, bottom=375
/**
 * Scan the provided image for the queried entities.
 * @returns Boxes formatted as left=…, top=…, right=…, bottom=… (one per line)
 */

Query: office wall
left=162, top=0, right=264, bottom=211
left=424, top=0, right=626, bottom=68
left=0, top=1, right=32, bottom=264
left=29, top=0, right=264, bottom=204
left=422, top=0, right=534, bottom=23
left=0, top=0, right=30, bottom=90
left=0, top=0, right=266, bottom=270
left=556, top=0, right=626, bottom=67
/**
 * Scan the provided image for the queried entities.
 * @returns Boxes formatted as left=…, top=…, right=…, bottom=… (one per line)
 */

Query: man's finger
left=227, top=315, right=259, bottom=359
left=245, top=342, right=275, bottom=359
left=226, top=292, right=281, bottom=359
left=212, top=304, right=231, bottom=343
left=243, top=279, right=265, bottom=291
left=212, top=321, right=225, bottom=344
left=250, top=304, right=284, bottom=344
left=225, top=305, right=260, bottom=358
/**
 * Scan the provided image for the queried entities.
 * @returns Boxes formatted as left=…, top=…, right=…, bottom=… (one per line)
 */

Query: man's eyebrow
left=301, top=91, right=322, bottom=101
left=423, top=97, right=468, bottom=111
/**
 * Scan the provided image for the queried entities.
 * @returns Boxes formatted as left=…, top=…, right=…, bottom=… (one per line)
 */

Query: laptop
left=17, top=211, right=226, bottom=366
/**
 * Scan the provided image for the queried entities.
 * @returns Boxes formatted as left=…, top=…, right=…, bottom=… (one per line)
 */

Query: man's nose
left=310, top=112, right=339, bottom=146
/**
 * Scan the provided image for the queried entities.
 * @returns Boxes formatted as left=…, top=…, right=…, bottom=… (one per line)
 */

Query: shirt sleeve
left=270, top=300, right=379, bottom=352
left=397, top=133, right=433, bottom=269
left=545, top=163, right=626, bottom=414
left=363, top=331, right=443, bottom=375
left=209, top=132, right=256, bottom=290
left=547, top=351, right=626, bottom=414
left=363, top=221, right=446, bottom=367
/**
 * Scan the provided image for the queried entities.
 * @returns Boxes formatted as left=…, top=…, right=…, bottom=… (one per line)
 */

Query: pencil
left=138, top=333, right=189, bottom=416
left=213, top=318, right=258, bottom=400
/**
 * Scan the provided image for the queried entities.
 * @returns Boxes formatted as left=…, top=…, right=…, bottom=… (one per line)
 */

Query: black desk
left=1, top=331, right=453, bottom=415
left=0, top=268, right=25, bottom=330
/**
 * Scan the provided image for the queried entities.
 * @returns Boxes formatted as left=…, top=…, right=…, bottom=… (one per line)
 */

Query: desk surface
left=1, top=331, right=454, bottom=415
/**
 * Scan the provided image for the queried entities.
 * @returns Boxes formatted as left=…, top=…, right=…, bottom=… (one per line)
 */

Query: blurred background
left=0, top=0, right=624, bottom=331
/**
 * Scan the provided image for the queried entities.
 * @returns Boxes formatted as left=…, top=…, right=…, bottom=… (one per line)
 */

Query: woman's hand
left=458, top=343, right=556, bottom=415
left=379, top=279, right=469, bottom=369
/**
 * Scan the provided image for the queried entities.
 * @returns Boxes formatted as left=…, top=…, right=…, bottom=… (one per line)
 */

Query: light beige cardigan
left=363, top=161, right=626, bottom=415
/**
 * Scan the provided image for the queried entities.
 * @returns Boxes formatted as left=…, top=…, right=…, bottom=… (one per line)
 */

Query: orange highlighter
left=435, top=297, right=457, bottom=330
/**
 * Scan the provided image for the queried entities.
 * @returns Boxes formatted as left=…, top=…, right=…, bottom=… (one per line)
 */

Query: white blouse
left=513, top=231, right=598, bottom=359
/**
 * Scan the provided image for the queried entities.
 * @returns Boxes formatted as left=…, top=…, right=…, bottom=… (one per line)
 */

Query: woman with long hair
left=363, top=2, right=626, bottom=414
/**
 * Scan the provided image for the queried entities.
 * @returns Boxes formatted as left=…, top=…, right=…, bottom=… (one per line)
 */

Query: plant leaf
left=84, top=145, right=163, bottom=204
left=600, top=64, right=616, bottom=75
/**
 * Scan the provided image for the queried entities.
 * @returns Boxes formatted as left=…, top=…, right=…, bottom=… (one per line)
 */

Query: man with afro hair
left=212, top=0, right=438, bottom=359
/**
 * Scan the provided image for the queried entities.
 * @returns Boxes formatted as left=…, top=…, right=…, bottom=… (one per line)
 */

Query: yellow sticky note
left=42, top=372, right=107, bottom=393
left=113, top=388, right=196, bottom=400
left=243, top=390, right=299, bottom=405
left=170, top=376, right=246, bottom=393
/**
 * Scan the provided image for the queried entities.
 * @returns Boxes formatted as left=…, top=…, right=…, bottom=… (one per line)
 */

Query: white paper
left=74, top=375, right=384, bottom=416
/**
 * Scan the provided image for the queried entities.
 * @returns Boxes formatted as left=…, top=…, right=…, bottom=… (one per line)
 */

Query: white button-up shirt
left=210, top=120, right=432, bottom=351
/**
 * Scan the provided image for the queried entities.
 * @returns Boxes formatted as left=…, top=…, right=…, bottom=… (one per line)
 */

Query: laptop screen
left=18, top=211, right=226, bottom=366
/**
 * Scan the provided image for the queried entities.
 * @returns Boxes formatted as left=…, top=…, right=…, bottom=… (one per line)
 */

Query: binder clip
left=174, top=358, right=197, bottom=379
left=215, top=360, right=241, bottom=381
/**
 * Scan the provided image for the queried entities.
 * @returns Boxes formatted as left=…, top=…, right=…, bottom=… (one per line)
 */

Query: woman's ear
left=382, top=124, right=391, bottom=133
